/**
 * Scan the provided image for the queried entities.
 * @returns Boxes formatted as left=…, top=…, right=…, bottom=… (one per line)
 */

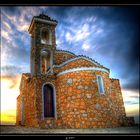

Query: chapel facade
left=16, top=14, right=134, bottom=128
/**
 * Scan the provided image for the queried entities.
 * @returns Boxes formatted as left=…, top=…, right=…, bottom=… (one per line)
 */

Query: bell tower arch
left=28, top=14, right=57, bottom=76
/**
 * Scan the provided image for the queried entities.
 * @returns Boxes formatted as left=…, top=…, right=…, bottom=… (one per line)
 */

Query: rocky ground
left=0, top=125, right=139, bottom=135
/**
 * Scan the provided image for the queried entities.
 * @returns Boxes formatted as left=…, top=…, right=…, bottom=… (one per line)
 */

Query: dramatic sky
left=0, top=6, right=139, bottom=124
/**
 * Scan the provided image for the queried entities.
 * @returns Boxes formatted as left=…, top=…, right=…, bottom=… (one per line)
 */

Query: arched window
left=42, top=57, right=47, bottom=74
left=41, top=29, right=50, bottom=44
left=43, top=84, right=54, bottom=118
left=40, top=49, right=51, bottom=74
left=97, top=75, right=104, bottom=94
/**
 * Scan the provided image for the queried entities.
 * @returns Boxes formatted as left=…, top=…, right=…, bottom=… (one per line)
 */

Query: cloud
left=65, top=23, right=90, bottom=43
left=1, top=30, right=11, bottom=41
left=1, top=7, right=48, bottom=32
left=122, top=89, right=139, bottom=106
left=17, top=23, right=29, bottom=32
left=86, top=16, right=97, bottom=22
left=2, top=20, right=12, bottom=30
left=1, top=65, right=22, bottom=76
left=1, top=33, right=30, bottom=67
left=122, top=78, right=139, bottom=91
left=65, top=32, right=73, bottom=42
left=75, top=24, right=90, bottom=41
left=81, top=43, right=91, bottom=51
left=122, top=89, right=139, bottom=123
left=125, top=101, right=138, bottom=105
left=95, top=28, right=103, bottom=34
left=1, top=74, right=21, bottom=110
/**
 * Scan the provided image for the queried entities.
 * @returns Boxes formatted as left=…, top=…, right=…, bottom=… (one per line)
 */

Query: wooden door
left=44, top=85, right=54, bottom=117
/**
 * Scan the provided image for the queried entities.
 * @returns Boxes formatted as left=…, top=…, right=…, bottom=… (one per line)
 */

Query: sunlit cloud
left=65, top=23, right=91, bottom=44
left=65, top=32, right=73, bottom=42
left=1, top=75, right=21, bottom=111
left=75, top=24, right=90, bottom=41
left=122, top=89, right=139, bottom=116
left=17, top=23, right=29, bottom=32
left=0, top=75, right=21, bottom=125
left=1, top=30, right=11, bottom=41
left=2, top=20, right=12, bottom=30
left=81, top=43, right=91, bottom=51
left=122, top=89, right=139, bottom=104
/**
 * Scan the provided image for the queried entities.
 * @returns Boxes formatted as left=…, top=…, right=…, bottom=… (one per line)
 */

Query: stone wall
left=16, top=95, right=22, bottom=125
left=34, top=75, right=57, bottom=128
left=55, top=70, right=120, bottom=128
left=16, top=74, right=39, bottom=127
left=17, top=70, right=134, bottom=128
left=109, top=79, right=127, bottom=126
left=17, top=67, right=135, bottom=128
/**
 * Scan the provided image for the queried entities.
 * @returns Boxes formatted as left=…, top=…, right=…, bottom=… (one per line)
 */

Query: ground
left=0, top=125, right=139, bottom=135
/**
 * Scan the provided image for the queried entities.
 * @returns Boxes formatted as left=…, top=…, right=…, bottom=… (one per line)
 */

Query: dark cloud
left=9, top=46, right=30, bottom=63
left=2, top=65, right=22, bottom=76
left=86, top=7, right=140, bottom=91
left=1, top=7, right=21, bottom=17
left=123, top=78, right=139, bottom=91
left=2, top=35, right=30, bottom=65
left=125, top=34, right=139, bottom=68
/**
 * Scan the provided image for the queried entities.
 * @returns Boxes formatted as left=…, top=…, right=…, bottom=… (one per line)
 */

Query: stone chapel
left=16, top=14, right=134, bottom=128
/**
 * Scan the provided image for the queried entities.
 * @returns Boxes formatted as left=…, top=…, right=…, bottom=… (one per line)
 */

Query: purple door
left=44, top=85, right=54, bottom=117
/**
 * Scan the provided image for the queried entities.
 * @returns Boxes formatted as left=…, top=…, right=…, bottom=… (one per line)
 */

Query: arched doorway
left=43, top=84, right=54, bottom=118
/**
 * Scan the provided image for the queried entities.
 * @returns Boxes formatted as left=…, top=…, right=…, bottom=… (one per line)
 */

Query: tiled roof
left=55, top=50, right=108, bottom=70
left=55, top=49, right=76, bottom=56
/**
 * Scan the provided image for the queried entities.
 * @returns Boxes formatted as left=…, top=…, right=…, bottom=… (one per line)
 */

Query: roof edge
left=57, top=67, right=110, bottom=77
left=28, top=17, right=57, bottom=34
left=55, top=49, right=76, bottom=56
left=54, top=56, right=109, bottom=70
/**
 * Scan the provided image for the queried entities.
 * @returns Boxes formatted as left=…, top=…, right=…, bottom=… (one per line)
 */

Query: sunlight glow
left=1, top=75, right=21, bottom=125
left=122, top=89, right=139, bottom=118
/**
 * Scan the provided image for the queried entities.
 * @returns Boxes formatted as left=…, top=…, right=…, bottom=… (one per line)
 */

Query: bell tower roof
left=28, top=14, right=58, bottom=34
left=34, top=14, right=58, bottom=22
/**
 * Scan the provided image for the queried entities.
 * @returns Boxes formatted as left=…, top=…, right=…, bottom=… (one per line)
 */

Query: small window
left=42, top=57, right=47, bottom=74
left=41, top=30, right=50, bottom=44
left=97, top=75, right=104, bottom=94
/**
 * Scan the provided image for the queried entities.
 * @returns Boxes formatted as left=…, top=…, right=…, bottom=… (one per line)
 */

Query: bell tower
left=28, top=14, right=57, bottom=76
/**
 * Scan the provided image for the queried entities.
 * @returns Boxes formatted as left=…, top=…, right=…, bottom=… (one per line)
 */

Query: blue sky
left=1, top=6, right=139, bottom=122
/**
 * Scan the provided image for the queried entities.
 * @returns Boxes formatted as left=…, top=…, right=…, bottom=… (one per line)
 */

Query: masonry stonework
left=16, top=14, right=135, bottom=128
